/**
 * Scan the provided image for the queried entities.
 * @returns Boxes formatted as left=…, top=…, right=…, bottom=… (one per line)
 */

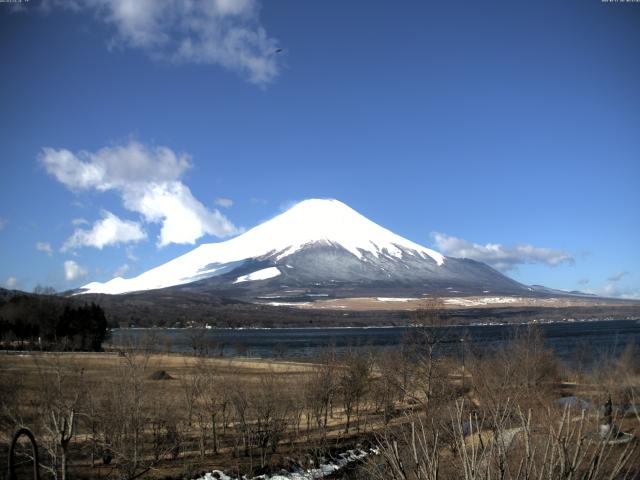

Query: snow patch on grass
left=376, top=297, right=418, bottom=302
left=444, top=296, right=522, bottom=306
left=194, top=448, right=377, bottom=480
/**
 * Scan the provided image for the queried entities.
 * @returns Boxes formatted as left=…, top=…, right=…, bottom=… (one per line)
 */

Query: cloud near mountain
left=40, top=140, right=240, bottom=248
left=608, top=271, right=628, bottom=282
left=431, top=232, right=574, bottom=271
left=61, top=211, right=147, bottom=251
left=64, top=260, right=88, bottom=281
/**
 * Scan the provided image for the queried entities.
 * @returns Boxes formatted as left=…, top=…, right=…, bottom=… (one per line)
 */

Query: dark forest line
left=0, top=293, right=109, bottom=351
left=2, top=287, right=640, bottom=331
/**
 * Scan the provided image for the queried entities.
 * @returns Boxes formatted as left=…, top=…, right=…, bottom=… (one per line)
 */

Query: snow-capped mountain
left=79, top=199, right=529, bottom=297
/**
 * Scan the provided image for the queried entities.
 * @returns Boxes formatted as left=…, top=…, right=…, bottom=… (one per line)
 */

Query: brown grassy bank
left=1, top=324, right=640, bottom=480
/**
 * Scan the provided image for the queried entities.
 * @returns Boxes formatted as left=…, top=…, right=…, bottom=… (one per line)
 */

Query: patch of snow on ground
left=234, top=267, right=281, bottom=284
left=199, top=472, right=233, bottom=480
left=194, top=448, right=377, bottom=480
left=444, top=296, right=522, bottom=306
left=266, top=302, right=312, bottom=307
left=376, top=297, right=419, bottom=302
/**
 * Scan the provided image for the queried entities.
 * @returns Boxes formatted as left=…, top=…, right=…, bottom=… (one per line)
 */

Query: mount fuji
left=79, top=199, right=531, bottom=299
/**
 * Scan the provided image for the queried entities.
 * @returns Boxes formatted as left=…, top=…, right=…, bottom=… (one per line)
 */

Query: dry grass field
left=2, top=327, right=640, bottom=480
left=0, top=349, right=387, bottom=479
left=279, top=295, right=640, bottom=312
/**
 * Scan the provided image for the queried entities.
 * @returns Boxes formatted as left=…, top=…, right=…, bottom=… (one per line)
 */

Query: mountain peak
left=285, top=198, right=352, bottom=212
left=275, top=198, right=365, bottom=225
left=244, top=198, right=445, bottom=263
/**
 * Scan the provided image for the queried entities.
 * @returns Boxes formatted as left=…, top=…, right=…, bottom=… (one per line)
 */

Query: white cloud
left=41, top=141, right=191, bottom=189
left=64, top=260, right=88, bottom=281
left=5, top=276, right=17, bottom=289
left=432, top=233, right=574, bottom=271
left=577, top=277, right=590, bottom=286
left=620, top=291, right=640, bottom=300
left=62, top=210, right=147, bottom=251
left=601, top=283, right=640, bottom=300
left=125, top=246, right=138, bottom=261
left=214, top=197, right=234, bottom=208
left=43, top=0, right=280, bottom=85
left=114, top=263, right=130, bottom=277
left=600, top=272, right=635, bottom=298
left=40, top=140, right=240, bottom=246
left=71, top=218, right=89, bottom=226
left=36, top=242, right=54, bottom=256
left=123, top=182, right=239, bottom=246
left=607, top=271, right=628, bottom=282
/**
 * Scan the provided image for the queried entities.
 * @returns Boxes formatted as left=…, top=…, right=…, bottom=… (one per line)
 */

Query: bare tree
left=180, top=368, right=202, bottom=428
left=468, top=325, right=559, bottom=418
left=408, top=298, right=452, bottom=412
left=304, top=348, right=337, bottom=436
left=338, top=351, right=371, bottom=434
left=251, top=372, right=293, bottom=468
left=373, top=350, right=405, bottom=425
left=35, top=358, right=85, bottom=480
left=93, top=349, right=158, bottom=480
left=230, top=380, right=251, bottom=458
left=372, top=400, right=638, bottom=480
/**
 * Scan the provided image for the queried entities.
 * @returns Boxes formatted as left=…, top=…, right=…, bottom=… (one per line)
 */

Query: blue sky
left=0, top=0, right=638, bottom=297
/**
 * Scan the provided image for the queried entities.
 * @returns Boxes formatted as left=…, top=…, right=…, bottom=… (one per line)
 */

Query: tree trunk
left=199, top=429, right=206, bottom=459
left=324, top=403, right=329, bottom=429
left=212, top=414, right=218, bottom=454
left=345, top=410, right=351, bottom=434
left=60, top=444, right=68, bottom=480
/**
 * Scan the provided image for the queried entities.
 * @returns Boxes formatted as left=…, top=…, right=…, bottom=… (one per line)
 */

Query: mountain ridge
left=78, top=199, right=541, bottom=299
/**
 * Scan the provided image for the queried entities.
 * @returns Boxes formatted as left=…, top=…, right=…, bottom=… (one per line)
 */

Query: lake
left=107, top=318, right=640, bottom=363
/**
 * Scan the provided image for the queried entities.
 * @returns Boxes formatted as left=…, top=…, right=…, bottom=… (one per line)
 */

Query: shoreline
left=109, top=315, right=640, bottom=332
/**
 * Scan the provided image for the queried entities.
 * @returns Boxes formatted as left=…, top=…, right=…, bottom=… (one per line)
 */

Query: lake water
left=108, top=318, right=640, bottom=363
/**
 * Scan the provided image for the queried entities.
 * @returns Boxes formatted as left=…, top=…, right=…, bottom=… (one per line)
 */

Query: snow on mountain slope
left=79, top=199, right=445, bottom=295
left=233, top=267, right=281, bottom=284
